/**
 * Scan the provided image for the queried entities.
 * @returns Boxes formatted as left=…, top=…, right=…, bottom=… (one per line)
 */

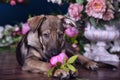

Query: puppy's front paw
left=70, top=70, right=78, bottom=78
left=53, top=69, right=70, bottom=80
left=85, top=61, right=98, bottom=70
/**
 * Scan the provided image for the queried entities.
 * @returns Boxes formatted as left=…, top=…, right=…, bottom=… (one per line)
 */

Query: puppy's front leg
left=22, top=49, right=50, bottom=75
left=66, top=43, right=98, bottom=70
left=76, top=53, right=98, bottom=70
left=22, top=58, right=50, bottom=74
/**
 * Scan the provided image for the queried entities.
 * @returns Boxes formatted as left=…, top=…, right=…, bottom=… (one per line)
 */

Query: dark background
left=0, top=0, right=68, bottom=26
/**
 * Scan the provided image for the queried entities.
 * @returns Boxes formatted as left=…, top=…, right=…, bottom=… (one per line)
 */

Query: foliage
left=48, top=55, right=78, bottom=77
left=0, top=22, right=29, bottom=52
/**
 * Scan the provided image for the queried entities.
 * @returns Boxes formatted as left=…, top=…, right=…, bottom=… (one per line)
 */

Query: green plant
left=47, top=55, right=78, bottom=77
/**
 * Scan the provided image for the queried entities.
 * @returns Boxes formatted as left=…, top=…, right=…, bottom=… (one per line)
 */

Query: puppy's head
left=28, top=15, right=75, bottom=57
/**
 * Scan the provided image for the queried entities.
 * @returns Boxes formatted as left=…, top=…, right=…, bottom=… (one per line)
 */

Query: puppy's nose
left=50, top=48, right=59, bottom=56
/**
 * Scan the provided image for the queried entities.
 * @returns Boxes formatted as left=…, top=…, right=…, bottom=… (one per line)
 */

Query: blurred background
left=0, top=0, right=68, bottom=52
left=0, top=0, right=68, bottom=26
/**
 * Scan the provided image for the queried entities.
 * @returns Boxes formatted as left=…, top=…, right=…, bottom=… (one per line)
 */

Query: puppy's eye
left=43, top=33, right=49, bottom=38
left=58, top=33, right=64, bottom=38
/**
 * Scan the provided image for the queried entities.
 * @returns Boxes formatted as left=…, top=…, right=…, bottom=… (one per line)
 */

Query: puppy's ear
left=57, top=15, right=64, bottom=20
left=57, top=15, right=77, bottom=28
left=27, top=15, right=46, bottom=32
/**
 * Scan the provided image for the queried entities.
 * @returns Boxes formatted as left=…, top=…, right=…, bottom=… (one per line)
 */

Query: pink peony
left=10, top=0, right=16, bottom=6
left=14, top=26, right=20, bottom=32
left=103, top=9, right=114, bottom=21
left=118, top=0, right=120, bottom=2
left=68, top=3, right=83, bottom=21
left=17, top=0, right=23, bottom=3
left=22, top=23, right=30, bottom=35
left=50, top=52, right=68, bottom=66
left=72, top=43, right=78, bottom=48
left=85, top=0, right=106, bottom=19
left=65, top=27, right=79, bottom=37
left=72, top=43, right=80, bottom=51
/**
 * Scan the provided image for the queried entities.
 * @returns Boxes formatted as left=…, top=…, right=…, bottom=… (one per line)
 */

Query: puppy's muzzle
left=49, top=48, right=60, bottom=56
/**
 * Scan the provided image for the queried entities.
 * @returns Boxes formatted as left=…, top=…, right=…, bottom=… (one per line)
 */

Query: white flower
left=14, top=25, right=20, bottom=31
left=4, top=25, right=13, bottom=35
left=6, top=36, right=13, bottom=44
left=47, top=0, right=62, bottom=5
left=2, top=40, right=5, bottom=44
left=0, top=26, right=4, bottom=39
left=5, top=24, right=13, bottom=30
left=6, top=36, right=12, bottom=41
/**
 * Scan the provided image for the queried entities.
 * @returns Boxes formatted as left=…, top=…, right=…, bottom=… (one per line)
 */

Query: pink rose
left=10, top=0, right=16, bottom=6
left=21, top=23, right=30, bottom=35
left=17, top=0, right=23, bottom=3
left=72, top=43, right=77, bottom=48
left=14, top=27, right=20, bottom=32
left=103, top=9, right=114, bottom=21
left=72, top=43, right=80, bottom=51
left=65, top=27, right=79, bottom=37
left=50, top=52, right=68, bottom=66
left=85, top=0, right=106, bottom=19
left=68, top=3, right=83, bottom=21
left=118, top=0, right=120, bottom=2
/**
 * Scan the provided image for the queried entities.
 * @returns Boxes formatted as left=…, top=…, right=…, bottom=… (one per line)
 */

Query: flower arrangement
left=0, top=22, right=29, bottom=52
left=47, top=0, right=120, bottom=56
left=48, top=0, right=120, bottom=28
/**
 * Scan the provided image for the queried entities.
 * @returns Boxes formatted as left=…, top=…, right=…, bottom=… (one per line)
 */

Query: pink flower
left=10, top=0, right=16, bottom=6
left=50, top=52, right=68, bottom=66
left=65, top=27, right=79, bottom=37
left=68, top=3, right=83, bottom=21
left=118, top=0, right=120, bottom=2
left=14, top=26, right=20, bottom=32
left=103, top=9, right=114, bottom=21
left=17, top=0, right=23, bottom=3
left=72, top=43, right=80, bottom=51
left=85, top=0, right=106, bottom=19
left=21, top=23, right=30, bottom=35
left=72, top=43, right=78, bottom=48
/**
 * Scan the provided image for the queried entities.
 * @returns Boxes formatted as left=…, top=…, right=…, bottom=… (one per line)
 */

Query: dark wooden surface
left=0, top=52, right=120, bottom=80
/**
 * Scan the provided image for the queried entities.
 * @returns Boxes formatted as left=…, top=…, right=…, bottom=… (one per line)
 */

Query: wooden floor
left=0, top=52, right=120, bottom=80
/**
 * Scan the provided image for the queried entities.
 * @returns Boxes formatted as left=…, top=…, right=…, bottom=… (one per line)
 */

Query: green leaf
left=67, top=64, right=77, bottom=72
left=47, top=67, right=55, bottom=77
left=74, top=40, right=78, bottom=44
left=56, top=62, right=62, bottom=69
left=89, top=17, right=97, bottom=27
left=63, top=57, right=67, bottom=64
left=67, top=55, right=78, bottom=64
left=76, top=0, right=84, bottom=4
left=60, top=65, right=70, bottom=71
left=57, top=62, right=61, bottom=66
left=6, top=0, right=10, bottom=3
left=113, top=1, right=119, bottom=11
left=28, top=14, right=32, bottom=19
left=70, top=36, right=77, bottom=43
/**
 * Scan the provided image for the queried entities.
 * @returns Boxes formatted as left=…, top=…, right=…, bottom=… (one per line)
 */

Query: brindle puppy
left=16, top=15, right=98, bottom=79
